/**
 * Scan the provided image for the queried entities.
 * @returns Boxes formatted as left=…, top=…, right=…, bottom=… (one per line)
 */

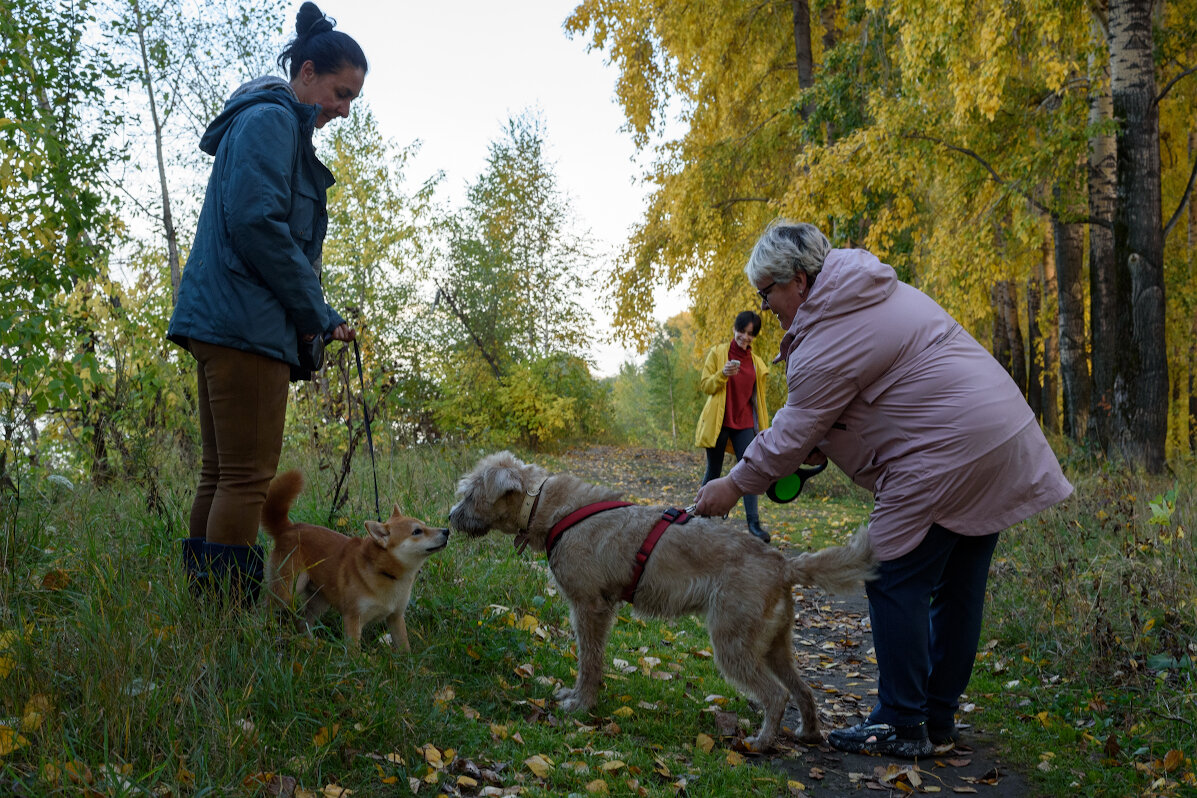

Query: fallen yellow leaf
left=21, top=694, right=51, bottom=732
left=612, top=706, right=633, bottom=718
left=599, top=760, right=625, bottom=772
left=313, top=724, right=340, bottom=747
left=64, top=760, right=92, bottom=785
left=0, top=656, right=12, bottom=679
left=1162, top=749, right=1183, bottom=771
left=585, top=778, right=609, bottom=793
left=457, top=775, right=478, bottom=788
left=525, top=754, right=553, bottom=777
left=726, top=750, right=744, bottom=766
left=420, top=743, right=444, bottom=768
left=41, top=762, right=61, bottom=784
left=0, top=726, right=29, bottom=756
left=695, top=733, right=715, bottom=754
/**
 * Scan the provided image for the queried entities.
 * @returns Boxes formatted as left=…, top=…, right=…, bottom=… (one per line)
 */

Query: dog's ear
left=365, top=519, right=390, bottom=547
left=386, top=502, right=403, bottom=521
left=483, top=460, right=526, bottom=500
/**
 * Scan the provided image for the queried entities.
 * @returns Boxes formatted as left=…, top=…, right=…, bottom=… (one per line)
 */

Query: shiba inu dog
left=261, top=470, right=448, bottom=651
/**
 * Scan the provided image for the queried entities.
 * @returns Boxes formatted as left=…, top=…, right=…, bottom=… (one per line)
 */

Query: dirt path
left=550, top=445, right=1035, bottom=797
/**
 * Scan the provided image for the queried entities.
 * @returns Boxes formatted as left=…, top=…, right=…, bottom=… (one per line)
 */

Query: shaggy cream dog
left=449, top=451, right=876, bottom=750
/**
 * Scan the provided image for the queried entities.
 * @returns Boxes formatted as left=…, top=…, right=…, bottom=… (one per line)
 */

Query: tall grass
left=0, top=445, right=788, bottom=796
left=2, top=443, right=1194, bottom=796
left=977, top=456, right=1196, bottom=794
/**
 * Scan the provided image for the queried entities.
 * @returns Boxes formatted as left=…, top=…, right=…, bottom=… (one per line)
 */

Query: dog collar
left=514, top=476, right=549, bottom=553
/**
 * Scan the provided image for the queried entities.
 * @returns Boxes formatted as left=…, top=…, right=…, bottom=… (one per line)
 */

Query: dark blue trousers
left=702, top=426, right=759, bottom=522
left=865, top=523, right=999, bottom=730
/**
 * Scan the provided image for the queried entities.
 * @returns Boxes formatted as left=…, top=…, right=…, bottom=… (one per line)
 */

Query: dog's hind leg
left=710, top=603, right=791, bottom=751
left=557, top=600, right=616, bottom=713
left=764, top=614, right=822, bottom=744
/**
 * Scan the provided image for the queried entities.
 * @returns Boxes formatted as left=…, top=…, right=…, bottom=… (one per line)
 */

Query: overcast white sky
left=321, top=0, right=687, bottom=376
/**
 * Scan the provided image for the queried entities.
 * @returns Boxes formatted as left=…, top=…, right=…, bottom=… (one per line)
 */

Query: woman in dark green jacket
left=168, top=2, right=365, bottom=602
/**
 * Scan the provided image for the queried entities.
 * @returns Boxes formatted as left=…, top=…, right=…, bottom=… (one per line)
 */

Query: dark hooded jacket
left=167, top=76, right=344, bottom=367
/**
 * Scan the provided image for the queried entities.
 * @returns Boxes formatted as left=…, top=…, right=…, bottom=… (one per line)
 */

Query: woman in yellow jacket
left=695, top=311, right=771, bottom=542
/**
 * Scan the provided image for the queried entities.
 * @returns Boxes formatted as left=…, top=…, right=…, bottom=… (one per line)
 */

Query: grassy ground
left=0, top=443, right=1194, bottom=796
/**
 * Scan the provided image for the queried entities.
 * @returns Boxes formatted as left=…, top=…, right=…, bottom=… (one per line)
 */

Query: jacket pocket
left=288, top=181, right=319, bottom=243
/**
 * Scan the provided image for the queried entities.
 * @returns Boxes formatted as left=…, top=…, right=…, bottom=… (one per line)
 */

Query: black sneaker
left=929, top=723, right=959, bottom=753
left=828, top=722, right=934, bottom=758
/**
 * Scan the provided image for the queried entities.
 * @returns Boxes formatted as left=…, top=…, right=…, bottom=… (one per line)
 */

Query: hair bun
left=296, top=1, right=335, bottom=37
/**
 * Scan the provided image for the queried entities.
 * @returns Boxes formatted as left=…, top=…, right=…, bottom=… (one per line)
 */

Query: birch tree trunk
left=1040, top=241, right=1060, bottom=434
left=1189, top=129, right=1196, bottom=452
left=990, top=282, right=1012, bottom=376
left=1054, top=215, right=1092, bottom=441
left=1003, top=280, right=1027, bottom=396
left=1027, top=275, right=1043, bottom=420
left=791, top=0, right=815, bottom=120
left=1088, top=9, right=1118, bottom=451
left=1109, top=0, right=1168, bottom=472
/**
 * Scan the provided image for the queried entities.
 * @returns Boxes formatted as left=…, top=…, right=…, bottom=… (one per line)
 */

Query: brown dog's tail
left=261, top=469, right=304, bottom=538
left=784, top=525, right=877, bottom=595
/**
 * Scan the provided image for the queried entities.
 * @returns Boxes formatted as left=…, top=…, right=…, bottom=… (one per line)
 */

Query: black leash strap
left=353, top=338, right=381, bottom=519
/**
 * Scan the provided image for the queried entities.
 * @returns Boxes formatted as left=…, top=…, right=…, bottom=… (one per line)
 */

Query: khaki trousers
left=186, top=340, right=290, bottom=546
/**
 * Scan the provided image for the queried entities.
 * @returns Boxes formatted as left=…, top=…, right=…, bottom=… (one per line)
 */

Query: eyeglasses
left=756, top=281, right=777, bottom=307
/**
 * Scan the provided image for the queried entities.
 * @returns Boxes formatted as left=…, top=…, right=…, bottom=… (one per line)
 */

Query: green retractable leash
left=765, top=460, right=827, bottom=503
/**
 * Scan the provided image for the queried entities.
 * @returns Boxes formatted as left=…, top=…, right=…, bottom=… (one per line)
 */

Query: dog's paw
left=555, top=687, right=593, bottom=713
left=744, top=734, right=775, bottom=753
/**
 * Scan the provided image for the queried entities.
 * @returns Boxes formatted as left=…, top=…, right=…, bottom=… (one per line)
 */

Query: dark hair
left=734, top=310, right=762, bottom=336
left=277, top=2, right=368, bottom=80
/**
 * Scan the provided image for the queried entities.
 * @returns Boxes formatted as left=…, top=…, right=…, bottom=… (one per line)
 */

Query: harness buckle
left=662, top=507, right=690, bottom=525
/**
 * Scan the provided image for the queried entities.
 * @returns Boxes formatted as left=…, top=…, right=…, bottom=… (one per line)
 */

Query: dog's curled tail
left=784, top=525, right=877, bottom=595
left=261, top=469, right=304, bottom=538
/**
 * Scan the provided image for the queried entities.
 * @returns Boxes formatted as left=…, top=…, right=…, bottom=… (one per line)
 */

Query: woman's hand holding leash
left=692, top=476, right=742, bottom=518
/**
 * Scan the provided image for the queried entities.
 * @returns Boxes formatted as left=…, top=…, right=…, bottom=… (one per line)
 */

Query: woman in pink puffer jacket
left=694, top=220, right=1072, bottom=758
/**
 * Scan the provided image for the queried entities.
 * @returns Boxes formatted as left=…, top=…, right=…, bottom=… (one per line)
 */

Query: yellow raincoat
left=694, top=342, right=770, bottom=449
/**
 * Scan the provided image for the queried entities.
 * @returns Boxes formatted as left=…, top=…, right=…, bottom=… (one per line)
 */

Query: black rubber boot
left=204, top=542, right=264, bottom=608
left=747, top=519, right=771, bottom=544
left=181, top=537, right=208, bottom=593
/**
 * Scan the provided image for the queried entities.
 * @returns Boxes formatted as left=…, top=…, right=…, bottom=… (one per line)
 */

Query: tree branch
left=1162, top=149, right=1197, bottom=241
left=903, top=132, right=1113, bottom=229
left=1155, top=64, right=1197, bottom=106
left=434, top=281, right=504, bottom=378
left=712, top=197, right=772, bottom=211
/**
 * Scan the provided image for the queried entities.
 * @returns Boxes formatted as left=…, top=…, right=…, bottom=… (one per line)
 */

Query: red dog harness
left=544, top=503, right=691, bottom=603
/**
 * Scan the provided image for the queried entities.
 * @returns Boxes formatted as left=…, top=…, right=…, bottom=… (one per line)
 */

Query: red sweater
left=724, top=340, right=756, bottom=429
